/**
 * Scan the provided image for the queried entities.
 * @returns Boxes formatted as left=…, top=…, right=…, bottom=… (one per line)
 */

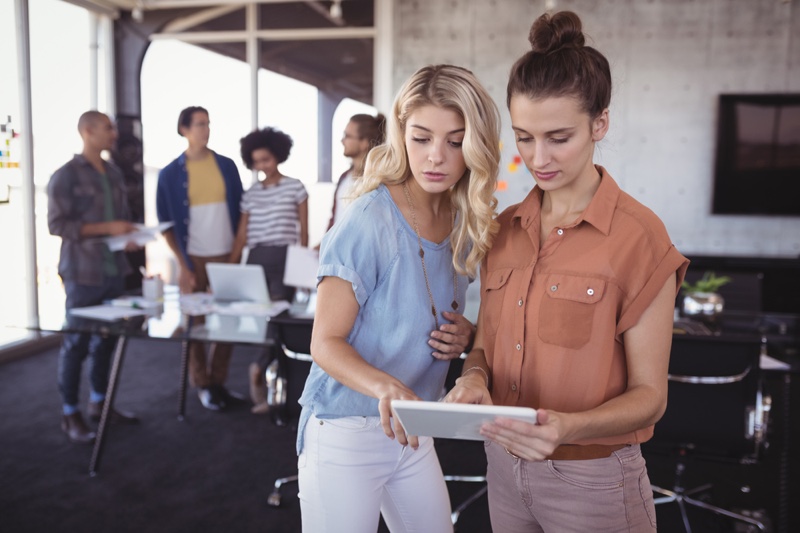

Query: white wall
left=392, top=0, right=800, bottom=258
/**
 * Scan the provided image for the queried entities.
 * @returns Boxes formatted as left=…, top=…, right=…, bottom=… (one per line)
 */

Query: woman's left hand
left=480, top=409, right=565, bottom=461
left=429, top=311, right=475, bottom=360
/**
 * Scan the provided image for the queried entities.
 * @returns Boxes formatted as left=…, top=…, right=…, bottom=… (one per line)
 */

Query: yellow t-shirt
left=186, top=152, right=233, bottom=256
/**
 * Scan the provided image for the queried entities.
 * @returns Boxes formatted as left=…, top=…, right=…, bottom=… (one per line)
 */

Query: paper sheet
left=213, top=300, right=292, bottom=317
left=69, top=305, right=149, bottom=321
left=110, top=296, right=164, bottom=309
left=104, top=221, right=174, bottom=252
left=283, top=245, right=319, bottom=290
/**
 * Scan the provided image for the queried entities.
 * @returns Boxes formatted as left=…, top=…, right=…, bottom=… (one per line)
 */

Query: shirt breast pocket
left=482, top=268, right=513, bottom=334
left=538, top=274, right=606, bottom=349
left=71, top=184, right=95, bottom=214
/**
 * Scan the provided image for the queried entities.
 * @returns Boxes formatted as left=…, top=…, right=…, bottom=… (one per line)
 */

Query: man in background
left=48, top=111, right=140, bottom=444
left=326, top=113, right=386, bottom=231
left=156, top=106, right=245, bottom=411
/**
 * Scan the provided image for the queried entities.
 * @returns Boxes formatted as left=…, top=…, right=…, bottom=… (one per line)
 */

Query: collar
left=178, top=149, right=216, bottom=166
left=72, top=153, right=107, bottom=173
left=512, top=165, right=620, bottom=236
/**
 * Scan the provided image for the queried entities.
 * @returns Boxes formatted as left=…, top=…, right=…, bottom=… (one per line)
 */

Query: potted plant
left=680, top=271, right=732, bottom=322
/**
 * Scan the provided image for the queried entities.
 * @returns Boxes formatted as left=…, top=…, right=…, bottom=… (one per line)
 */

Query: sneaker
left=198, top=387, right=225, bottom=411
left=214, top=384, right=248, bottom=407
left=87, top=400, right=140, bottom=424
left=61, top=412, right=96, bottom=444
left=251, top=401, right=270, bottom=415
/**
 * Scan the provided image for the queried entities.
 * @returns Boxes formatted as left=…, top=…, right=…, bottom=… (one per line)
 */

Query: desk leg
left=89, top=334, right=128, bottom=477
left=178, top=338, right=190, bottom=421
left=778, top=374, right=791, bottom=533
left=177, top=315, right=193, bottom=421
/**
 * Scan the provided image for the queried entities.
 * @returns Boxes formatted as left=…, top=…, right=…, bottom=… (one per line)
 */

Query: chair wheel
left=267, top=492, right=282, bottom=507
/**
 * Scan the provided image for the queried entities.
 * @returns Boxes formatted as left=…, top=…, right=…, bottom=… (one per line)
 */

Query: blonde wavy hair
left=352, top=64, right=500, bottom=278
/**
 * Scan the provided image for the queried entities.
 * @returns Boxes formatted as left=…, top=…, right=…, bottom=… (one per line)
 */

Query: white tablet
left=391, top=400, right=537, bottom=441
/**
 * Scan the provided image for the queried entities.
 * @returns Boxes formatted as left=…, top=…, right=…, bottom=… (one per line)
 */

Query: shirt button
left=557, top=228, right=563, bottom=235
left=518, top=299, right=523, bottom=307
left=183, top=200, right=188, bottom=206
left=516, top=343, right=521, bottom=351
left=511, top=384, right=517, bottom=391
left=550, top=285, right=558, bottom=292
left=587, top=288, right=595, bottom=296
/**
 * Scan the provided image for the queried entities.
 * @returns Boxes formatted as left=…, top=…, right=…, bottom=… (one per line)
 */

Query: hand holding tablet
left=391, top=400, right=538, bottom=441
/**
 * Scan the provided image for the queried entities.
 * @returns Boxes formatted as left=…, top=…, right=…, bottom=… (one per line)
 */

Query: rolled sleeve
left=315, top=189, right=395, bottom=310
left=617, top=244, right=689, bottom=336
left=47, top=167, right=83, bottom=241
left=317, top=263, right=369, bottom=306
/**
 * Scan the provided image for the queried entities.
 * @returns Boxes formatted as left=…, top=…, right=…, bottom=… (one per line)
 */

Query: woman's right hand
left=376, top=378, right=422, bottom=449
left=443, top=372, right=493, bottom=406
left=178, top=267, right=196, bottom=294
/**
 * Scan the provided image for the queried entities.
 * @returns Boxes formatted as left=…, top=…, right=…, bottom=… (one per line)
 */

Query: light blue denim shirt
left=297, top=184, right=471, bottom=453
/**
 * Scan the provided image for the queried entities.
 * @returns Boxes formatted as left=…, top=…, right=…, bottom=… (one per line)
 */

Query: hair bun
left=528, top=11, right=585, bottom=54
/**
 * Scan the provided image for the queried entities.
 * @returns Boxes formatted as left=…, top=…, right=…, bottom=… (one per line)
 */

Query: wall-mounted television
left=712, top=93, right=800, bottom=216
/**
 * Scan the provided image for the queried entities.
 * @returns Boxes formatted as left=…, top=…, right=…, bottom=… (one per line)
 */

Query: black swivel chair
left=264, top=314, right=314, bottom=507
left=439, top=356, right=489, bottom=528
left=645, top=335, right=772, bottom=532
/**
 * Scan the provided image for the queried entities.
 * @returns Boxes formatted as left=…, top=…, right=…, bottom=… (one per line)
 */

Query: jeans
left=485, top=441, right=657, bottom=532
left=298, top=414, right=453, bottom=533
left=58, top=276, right=126, bottom=410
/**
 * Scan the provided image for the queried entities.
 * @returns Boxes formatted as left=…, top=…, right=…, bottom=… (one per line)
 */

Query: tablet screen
left=391, top=400, right=537, bottom=441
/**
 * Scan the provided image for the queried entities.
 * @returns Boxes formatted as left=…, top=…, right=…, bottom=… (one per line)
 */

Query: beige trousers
left=188, top=254, right=233, bottom=389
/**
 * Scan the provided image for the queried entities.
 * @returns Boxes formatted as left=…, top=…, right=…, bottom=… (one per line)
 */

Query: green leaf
left=681, top=271, right=732, bottom=294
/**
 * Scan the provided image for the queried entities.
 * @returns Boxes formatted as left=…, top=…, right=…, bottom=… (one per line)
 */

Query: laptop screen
left=205, top=263, right=270, bottom=304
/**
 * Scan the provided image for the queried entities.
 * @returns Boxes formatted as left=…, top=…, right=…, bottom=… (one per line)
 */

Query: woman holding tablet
left=297, top=64, right=501, bottom=532
left=445, top=11, right=688, bottom=532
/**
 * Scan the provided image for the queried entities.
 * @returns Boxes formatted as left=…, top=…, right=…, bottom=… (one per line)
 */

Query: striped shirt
left=241, top=176, right=308, bottom=247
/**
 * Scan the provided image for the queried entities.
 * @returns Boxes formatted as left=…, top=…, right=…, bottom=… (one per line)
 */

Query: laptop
left=206, top=263, right=270, bottom=305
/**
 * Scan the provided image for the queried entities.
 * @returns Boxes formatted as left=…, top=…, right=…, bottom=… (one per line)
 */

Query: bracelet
left=462, top=366, right=489, bottom=388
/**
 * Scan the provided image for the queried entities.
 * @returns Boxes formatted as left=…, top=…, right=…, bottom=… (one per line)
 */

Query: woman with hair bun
left=445, top=10, right=688, bottom=531
left=297, top=64, right=501, bottom=532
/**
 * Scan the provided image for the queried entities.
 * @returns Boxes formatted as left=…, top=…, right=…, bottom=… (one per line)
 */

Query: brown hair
left=349, top=113, right=387, bottom=148
left=506, top=11, right=611, bottom=118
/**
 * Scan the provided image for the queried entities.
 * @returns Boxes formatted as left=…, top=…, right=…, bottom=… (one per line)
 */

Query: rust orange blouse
left=478, top=166, right=688, bottom=445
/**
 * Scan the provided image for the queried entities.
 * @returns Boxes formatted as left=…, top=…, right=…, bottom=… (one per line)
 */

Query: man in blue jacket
left=156, top=106, right=245, bottom=411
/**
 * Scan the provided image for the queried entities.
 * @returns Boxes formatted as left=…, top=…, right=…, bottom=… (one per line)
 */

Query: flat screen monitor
left=712, top=93, right=800, bottom=216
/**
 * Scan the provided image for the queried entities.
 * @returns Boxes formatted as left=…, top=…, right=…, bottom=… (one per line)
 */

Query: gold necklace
left=402, top=182, right=458, bottom=330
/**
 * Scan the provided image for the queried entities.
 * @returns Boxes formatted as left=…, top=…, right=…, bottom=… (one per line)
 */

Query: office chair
left=264, top=314, right=314, bottom=507
left=645, top=335, right=772, bottom=532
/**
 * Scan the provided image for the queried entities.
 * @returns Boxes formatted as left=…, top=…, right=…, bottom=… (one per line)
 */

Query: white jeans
left=298, top=414, right=453, bottom=533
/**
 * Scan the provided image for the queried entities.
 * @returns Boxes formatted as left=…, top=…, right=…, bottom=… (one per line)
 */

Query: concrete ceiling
left=72, top=0, right=375, bottom=104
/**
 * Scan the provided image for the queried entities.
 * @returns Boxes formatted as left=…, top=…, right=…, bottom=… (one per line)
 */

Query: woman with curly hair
left=296, top=64, right=501, bottom=532
left=230, top=127, right=309, bottom=413
left=229, top=126, right=308, bottom=301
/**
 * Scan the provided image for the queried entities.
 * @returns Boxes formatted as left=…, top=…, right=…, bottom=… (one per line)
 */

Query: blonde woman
left=297, top=64, right=500, bottom=532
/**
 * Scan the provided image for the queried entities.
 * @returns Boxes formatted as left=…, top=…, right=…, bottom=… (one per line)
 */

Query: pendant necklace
left=402, top=182, right=458, bottom=330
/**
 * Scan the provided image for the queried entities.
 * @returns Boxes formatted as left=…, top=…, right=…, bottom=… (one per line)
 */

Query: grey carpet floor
left=0, top=338, right=492, bottom=533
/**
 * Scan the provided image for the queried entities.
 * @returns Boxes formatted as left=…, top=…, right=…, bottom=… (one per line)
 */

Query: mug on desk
left=142, top=276, right=164, bottom=301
